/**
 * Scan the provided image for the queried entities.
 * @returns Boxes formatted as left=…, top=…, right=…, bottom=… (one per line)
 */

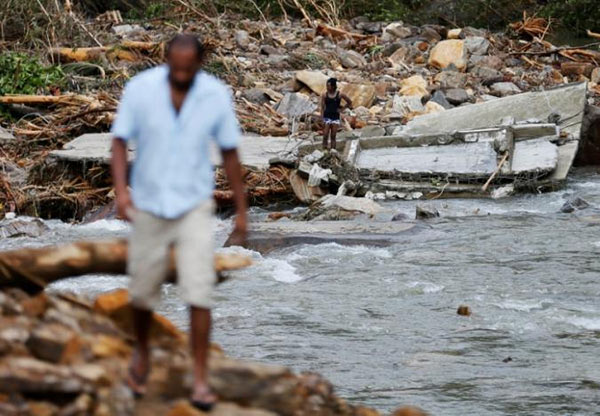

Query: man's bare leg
left=322, top=124, right=330, bottom=149
left=190, top=306, right=217, bottom=405
left=128, top=306, right=152, bottom=395
left=330, top=124, right=338, bottom=151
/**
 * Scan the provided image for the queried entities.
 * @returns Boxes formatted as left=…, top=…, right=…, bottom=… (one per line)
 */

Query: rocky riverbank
left=0, top=287, right=427, bottom=415
left=2, top=5, right=600, bottom=220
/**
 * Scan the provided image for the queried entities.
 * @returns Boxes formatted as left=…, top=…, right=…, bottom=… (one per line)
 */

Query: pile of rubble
left=0, top=285, right=426, bottom=415
left=2, top=7, right=600, bottom=219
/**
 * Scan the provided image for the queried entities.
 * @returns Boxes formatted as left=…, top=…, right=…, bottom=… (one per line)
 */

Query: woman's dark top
left=324, top=91, right=342, bottom=120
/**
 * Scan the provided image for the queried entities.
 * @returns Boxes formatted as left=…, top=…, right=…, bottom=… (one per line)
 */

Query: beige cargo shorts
left=128, top=200, right=216, bottom=310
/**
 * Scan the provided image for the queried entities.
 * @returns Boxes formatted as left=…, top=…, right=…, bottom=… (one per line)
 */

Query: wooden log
left=561, top=62, right=595, bottom=77
left=0, top=239, right=252, bottom=293
left=0, top=95, right=91, bottom=106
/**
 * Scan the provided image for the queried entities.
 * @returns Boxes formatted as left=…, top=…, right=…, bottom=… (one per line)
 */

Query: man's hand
left=228, top=212, right=247, bottom=247
left=116, top=189, right=135, bottom=222
left=221, top=148, right=248, bottom=247
left=111, top=138, right=134, bottom=221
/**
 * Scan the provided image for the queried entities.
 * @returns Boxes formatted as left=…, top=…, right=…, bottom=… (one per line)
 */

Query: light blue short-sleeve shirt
left=111, top=65, right=241, bottom=219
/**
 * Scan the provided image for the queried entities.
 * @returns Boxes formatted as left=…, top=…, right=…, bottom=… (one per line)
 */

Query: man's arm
left=111, top=138, right=133, bottom=221
left=320, top=94, right=326, bottom=117
left=221, top=148, right=247, bottom=246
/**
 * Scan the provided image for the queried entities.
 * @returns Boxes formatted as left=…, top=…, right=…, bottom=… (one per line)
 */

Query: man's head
left=166, top=34, right=207, bottom=90
left=326, top=78, right=337, bottom=93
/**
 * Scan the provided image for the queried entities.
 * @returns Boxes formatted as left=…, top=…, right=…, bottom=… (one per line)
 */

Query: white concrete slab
left=511, top=138, right=558, bottom=174
left=356, top=141, right=498, bottom=176
left=50, top=133, right=308, bottom=170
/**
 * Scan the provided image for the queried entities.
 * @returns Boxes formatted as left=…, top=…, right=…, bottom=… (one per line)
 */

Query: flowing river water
left=3, top=168, right=600, bottom=415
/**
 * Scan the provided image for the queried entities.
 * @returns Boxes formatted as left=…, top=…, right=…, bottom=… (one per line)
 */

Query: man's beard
left=169, top=73, right=195, bottom=91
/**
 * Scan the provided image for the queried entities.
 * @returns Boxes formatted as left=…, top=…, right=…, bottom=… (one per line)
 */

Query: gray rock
left=420, top=26, right=442, bottom=43
left=560, top=197, right=591, bottom=213
left=464, top=36, right=490, bottom=55
left=276, top=93, right=317, bottom=117
left=435, top=71, right=467, bottom=89
left=355, top=21, right=384, bottom=34
left=445, top=88, right=470, bottom=105
left=491, top=82, right=522, bottom=96
left=461, top=27, right=487, bottom=38
left=244, top=88, right=269, bottom=104
left=235, top=30, right=250, bottom=49
left=480, top=94, right=499, bottom=102
left=0, top=126, right=15, bottom=142
left=471, top=66, right=503, bottom=85
left=112, top=24, right=143, bottom=36
left=336, top=48, right=367, bottom=68
left=0, top=218, right=49, bottom=239
left=382, top=22, right=412, bottom=42
left=471, top=55, right=504, bottom=70
left=260, top=45, right=280, bottom=55
left=430, top=90, right=453, bottom=109
left=356, top=125, right=386, bottom=138
left=391, top=212, right=410, bottom=221
left=266, top=54, right=288, bottom=66
left=416, top=205, right=440, bottom=219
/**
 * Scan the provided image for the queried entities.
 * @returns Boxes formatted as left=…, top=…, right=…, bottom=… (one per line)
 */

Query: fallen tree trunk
left=49, top=42, right=162, bottom=63
left=0, top=239, right=252, bottom=293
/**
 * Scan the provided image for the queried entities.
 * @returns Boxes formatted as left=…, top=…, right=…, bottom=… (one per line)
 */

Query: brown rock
left=294, top=70, right=328, bottom=95
left=392, top=406, right=429, bottom=416
left=26, top=323, right=81, bottom=364
left=400, top=75, right=428, bottom=98
left=592, top=67, right=600, bottom=84
left=0, top=357, right=91, bottom=394
left=168, top=401, right=278, bottom=416
left=27, top=401, right=60, bottom=416
left=267, top=212, right=291, bottom=222
left=20, top=293, right=48, bottom=318
left=561, top=62, right=594, bottom=77
left=340, top=83, right=376, bottom=108
left=90, top=334, right=131, bottom=359
left=93, top=289, right=186, bottom=343
left=429, top=40, right=467, bottom=71
left=457, top=305, right=472, bottom=316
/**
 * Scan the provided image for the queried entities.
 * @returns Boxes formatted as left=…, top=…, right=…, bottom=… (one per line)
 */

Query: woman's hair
left=327, top=78, right=338, bottom=89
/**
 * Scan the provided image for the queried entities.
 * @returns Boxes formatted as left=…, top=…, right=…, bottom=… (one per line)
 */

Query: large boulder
left=340, top=83, right=376, bottom=108
left=434, top=71, right=467, bottom=89
left=382, top=22, right=413, bottom=42
left=428, top=40, right=468, bottom=71
left=294, top=70, right=328, bottom=95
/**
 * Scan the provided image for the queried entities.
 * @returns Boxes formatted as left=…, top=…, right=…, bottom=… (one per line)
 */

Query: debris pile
left=2, top=6, right=600, bottom=218
left=0, top=287, right=390, bottom=416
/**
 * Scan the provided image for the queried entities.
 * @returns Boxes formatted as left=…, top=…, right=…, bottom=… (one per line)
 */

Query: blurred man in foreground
left=111, top=34, right=247, bottom=411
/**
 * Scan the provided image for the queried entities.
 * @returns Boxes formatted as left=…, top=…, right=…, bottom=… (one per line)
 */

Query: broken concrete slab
left=276, top=92, right=316, bottom=117
left=511, top=138, right=558, bottom=174
left=50, top=133, right=309, bottom=171
left=356, top=141, right=498, bottom=176
left=404, top=83, right=587, bottom=139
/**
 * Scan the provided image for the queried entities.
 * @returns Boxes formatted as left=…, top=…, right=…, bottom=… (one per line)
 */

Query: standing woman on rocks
left=321, top=78, right=352, bottom=150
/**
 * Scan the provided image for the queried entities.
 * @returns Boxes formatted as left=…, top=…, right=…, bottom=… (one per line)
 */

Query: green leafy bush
left=541, top=0, right=600, bottom=34
left=0, top=53, right=64, bottom=96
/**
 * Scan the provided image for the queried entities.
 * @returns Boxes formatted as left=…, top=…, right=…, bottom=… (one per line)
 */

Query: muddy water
left=6, top=168, right=600, bottom=415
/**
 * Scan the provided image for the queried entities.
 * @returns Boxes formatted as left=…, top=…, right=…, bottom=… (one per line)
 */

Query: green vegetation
left=541, top=0, right=600, bottom=34
left=0, top=53, right=64, bottom=96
